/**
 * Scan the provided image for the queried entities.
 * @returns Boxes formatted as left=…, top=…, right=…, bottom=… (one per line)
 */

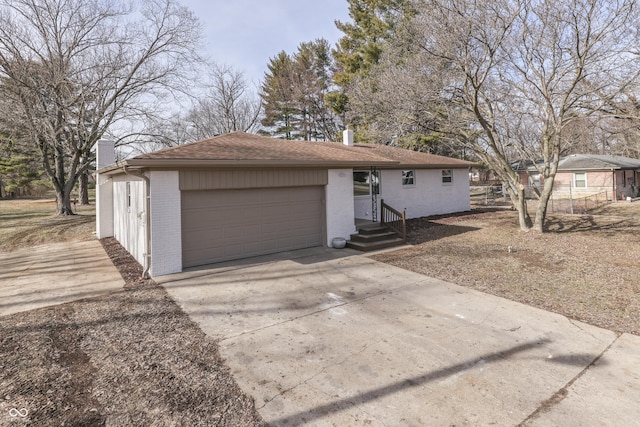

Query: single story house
left=96, top=131, right=474, bottom=276
left=514, top=154, right=640, bottom=200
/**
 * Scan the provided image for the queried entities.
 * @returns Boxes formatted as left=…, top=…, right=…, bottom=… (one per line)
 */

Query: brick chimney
left=343, top=129, right=354, bottom=147
left=96, top=139, right=115, bottom=169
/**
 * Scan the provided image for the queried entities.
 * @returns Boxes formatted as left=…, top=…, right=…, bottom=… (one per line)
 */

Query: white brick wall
left=95, top=172, right=114, bottom=239
left=149, top=171, right=182, bottom=276
left=95, top=140, right=115, bottom=239
left=96, top=140, right=115, bottom=169
left=326, top=169, right=357, bottom=246
left=355, top=168, right=471, bottom=219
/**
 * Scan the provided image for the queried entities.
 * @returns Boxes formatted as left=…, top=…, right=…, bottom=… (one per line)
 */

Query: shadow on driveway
left=158, top=248, right=636, bottom=426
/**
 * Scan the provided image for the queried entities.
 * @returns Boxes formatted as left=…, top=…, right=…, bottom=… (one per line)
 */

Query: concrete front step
left=357, top=224, right=390, bottom=235
left=349, top=230, right=399, bottom=244
left=348, top=222, right=406, bottom=252
left=346, top=237, right=406, bottom=252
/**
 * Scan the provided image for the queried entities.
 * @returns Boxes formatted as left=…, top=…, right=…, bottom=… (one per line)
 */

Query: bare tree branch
left=349, top=0, right=640, bottom=231
left=0, top=0, right=202, bottom=214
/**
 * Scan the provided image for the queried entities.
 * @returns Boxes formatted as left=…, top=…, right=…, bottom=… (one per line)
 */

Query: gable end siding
left=179, top=168, right=328, bottom=190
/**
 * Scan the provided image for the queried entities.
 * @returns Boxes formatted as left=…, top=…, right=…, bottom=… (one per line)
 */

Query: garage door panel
left=182, top=187, right=324, bottom=267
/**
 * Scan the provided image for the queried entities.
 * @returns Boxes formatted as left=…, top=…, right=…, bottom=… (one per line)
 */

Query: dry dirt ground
left=373, top=201, right=640, bottom=336
left=0, top=199, right=95, bottom=252
left=2, top=198, right=639, bottom=425
left=0, top=199, right=266, bottom=426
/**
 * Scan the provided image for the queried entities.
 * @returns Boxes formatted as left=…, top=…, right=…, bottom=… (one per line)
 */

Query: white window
left=126, top=182, right=132, bottom=208
left=353, top=170, right=380, bottom=196
left=402, top=170, right=415, bottom=186
left=574, top=172, right=586, bottom=188
left=442, top=169, right=453, bottom=185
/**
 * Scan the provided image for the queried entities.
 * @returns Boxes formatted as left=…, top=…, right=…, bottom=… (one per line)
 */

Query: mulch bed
left=0, top=237, right=266, bottom=426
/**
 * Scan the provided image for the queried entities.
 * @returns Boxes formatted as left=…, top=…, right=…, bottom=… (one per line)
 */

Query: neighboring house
left=96, top=131, right=474, bottom=276
left=514, top=154, right=640, bottom=200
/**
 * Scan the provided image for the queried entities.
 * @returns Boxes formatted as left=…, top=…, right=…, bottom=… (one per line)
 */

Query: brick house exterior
left=96, top=132, right=474, bottom=276
left=514, top=154, right=640, bottom=201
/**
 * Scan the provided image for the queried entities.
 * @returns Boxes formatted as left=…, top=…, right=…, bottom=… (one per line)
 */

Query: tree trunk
left=79, top=171, right=90, bottom=205
left=55, top=189, right=75, bottom=215
left=513, top=184, right=532, bottom=231
left=533, top=175, right=556, bottom=232
left=500, top=171, right=532, bottom=231
left=54, top=178, right=77, bottom=215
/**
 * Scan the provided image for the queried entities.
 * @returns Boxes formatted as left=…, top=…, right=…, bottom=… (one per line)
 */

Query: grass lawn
left=0, top=198, right=95, bottom=252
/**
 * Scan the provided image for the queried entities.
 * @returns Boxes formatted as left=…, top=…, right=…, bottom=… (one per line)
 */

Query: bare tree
left=188, top=64, right=262, bottom=140
left=0, top=0, right=202, bottom=214
left=133, top=64, right=262, bottom=149
left=356, top=0, right=640, bottom=231
left=584, top=83, right=640, bottom=158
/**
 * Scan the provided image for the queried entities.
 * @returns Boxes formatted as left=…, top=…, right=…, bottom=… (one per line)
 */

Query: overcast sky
left=180, top=0, right=351, bottom=86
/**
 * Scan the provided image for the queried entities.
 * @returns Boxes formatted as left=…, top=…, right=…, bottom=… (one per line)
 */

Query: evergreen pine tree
left=261, top=40, right=342, bottom=141
left=260, top=51, right=297, bottom=139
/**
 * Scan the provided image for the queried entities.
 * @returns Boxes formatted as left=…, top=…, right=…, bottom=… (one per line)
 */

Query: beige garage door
left=181, top=186, right=324, bottom=267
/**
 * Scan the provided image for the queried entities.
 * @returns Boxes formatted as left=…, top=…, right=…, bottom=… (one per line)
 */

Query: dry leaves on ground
left=0, top=199, right=95, bottom=252
left=0, top=238, right=266, bottom=426
left=372, top=205, right=640, bottom=336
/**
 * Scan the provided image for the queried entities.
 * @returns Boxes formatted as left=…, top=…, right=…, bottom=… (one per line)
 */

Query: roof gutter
left=101, top=158, right=473, bottom=171
left=123, top=165, right=151, bottom=279
left=123, top=158, right=398, bottom=168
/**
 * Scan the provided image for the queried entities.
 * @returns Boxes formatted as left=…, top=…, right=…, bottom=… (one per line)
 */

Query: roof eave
left=95, top=161, right=132, bottom=175
left=558, top=165, right=628, bottom=171
left=96, top=158, right=475, bottom=173
left=377, top=163, right=475, bottom=169
left=124, top=158, right=398, bottom=168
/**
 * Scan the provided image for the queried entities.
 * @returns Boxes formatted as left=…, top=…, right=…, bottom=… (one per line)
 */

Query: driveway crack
left=257, top=342, right=373, bottom=409
left=220, top=291, right=389, bottom=343
left=516, top=332, right=622, bottom=426
left=567, top=317, right=606, bottom=342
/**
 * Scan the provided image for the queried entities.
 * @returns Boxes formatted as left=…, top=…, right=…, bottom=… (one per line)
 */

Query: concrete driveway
left=0, top=240, right=124, bottom=316
left=157, top=248, right=640, bottom=426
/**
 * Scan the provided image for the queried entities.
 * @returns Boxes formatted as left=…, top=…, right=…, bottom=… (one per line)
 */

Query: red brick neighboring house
left=514, top=154, right=640, bottom=200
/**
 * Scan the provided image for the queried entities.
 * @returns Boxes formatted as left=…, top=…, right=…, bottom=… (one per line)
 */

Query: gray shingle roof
left=558, top=154, right=640, bottom=170
left=352, top=143, right=475, bottom=168
left=112, top=132, right=474, bottom=170
left=512, top=154, right=640, bottom=172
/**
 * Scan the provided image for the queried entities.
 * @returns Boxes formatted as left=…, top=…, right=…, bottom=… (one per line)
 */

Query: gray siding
left=179, top=168, right=328, bottom=191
